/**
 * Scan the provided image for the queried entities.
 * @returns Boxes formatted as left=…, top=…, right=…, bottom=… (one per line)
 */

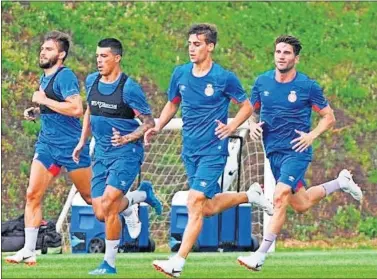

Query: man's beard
left=39, top=55, right=59, bottom=69
left=276, top=63, right=294, bottom=74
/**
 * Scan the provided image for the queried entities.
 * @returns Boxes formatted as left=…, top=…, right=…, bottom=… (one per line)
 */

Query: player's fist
left=249, top=121, right=264, bottom=141
left=32, top=87, right=47, bottom=105
left=144, top=126, right=161, bottom=146
left=23, top=107, right=39, bottom=121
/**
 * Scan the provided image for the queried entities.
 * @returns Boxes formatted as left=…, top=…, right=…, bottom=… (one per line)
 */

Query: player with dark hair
left=238, top=35, right=362, bottom=271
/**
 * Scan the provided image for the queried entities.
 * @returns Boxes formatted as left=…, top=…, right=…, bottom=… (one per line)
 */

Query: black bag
left=1, top=214, right=62, bottom=253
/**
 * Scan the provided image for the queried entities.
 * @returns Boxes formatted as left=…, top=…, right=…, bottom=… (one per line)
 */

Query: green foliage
left=367, top=169, right=377, bottom=184
left=359, top=217, right=377, bottom=238
left=22, top=120, right=40, bottom=137
left=334, top=204, right=361, bottom=231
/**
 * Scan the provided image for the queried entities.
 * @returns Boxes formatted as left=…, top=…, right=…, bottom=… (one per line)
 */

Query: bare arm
left=32, top=89, right=83, bottom=117
left=155, top=101, right=180, bottom=131
left=291, top=105, right=336, bottom=152
left=309, top=105, right=336, bottom=139
left=72, top=107, right=91, bottom=163
left=144, top=101, right=180, bottom=145
left=79, top=106, right=92, bottom=143
left=215, top=99, right=253, bottom=140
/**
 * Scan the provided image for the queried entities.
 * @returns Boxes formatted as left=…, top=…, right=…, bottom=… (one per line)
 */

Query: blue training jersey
left=86, top=72, right=151, bottom=160
left=168, top=62, right=247, bottom=157
left=250, top=70, right=329, bottom=160
left=38, top=67, right=83, bottom=148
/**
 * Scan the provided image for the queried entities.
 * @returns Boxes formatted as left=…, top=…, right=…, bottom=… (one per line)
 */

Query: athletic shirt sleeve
left=167, top=66, right=181, bottom=104
left=223, top=71, right=247, bottom=103
left=123, top=78, right=152, bottom=116
left=250, top=76, right=261, bottom=111
left=309, top=81, right=328, bottom=112
left=54, top=69, right=80, bottom=100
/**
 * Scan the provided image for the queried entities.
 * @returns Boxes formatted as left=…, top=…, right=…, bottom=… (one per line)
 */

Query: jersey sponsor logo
left=204, top=84, right=214, bottom=96
left=91, top=100, right=118, bottom=110
left=288, top=91, right=297, bottom=102
left=200, top=181, right=207, bottom=187
left=263, top=90, right=270, bottom=96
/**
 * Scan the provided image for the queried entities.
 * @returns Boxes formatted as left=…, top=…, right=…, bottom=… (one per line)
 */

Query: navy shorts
left=182, top=155, right=227, bottom=199
left=34, top=141, right=91, bottom=176
left=91, top=157, right=141, bottom=198
left=268, top=151, right=311, bottom=192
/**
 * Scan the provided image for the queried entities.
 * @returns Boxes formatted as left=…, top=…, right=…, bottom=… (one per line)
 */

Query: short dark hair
left=188, top=23, right=218, bottom=46
left=275, top=35, right=302, bottom=56
left=43, top=31, right=71, bottom=61
left=97, top=38, right=123, bottom=56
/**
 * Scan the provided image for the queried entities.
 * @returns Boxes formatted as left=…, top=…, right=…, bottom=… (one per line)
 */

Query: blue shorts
left=34, top=141, right=91, bottom=176
left=268, top=151, right=311, bottom=192
left=91, top=157, right=141, bottom=198
left=182, top=155, right=227, bottom=199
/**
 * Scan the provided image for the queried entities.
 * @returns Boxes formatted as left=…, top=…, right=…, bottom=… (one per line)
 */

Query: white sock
left=104, top=239, right=120, bottom=268
left=126, top=190, right=146, bottom=207
left=24, top=227, right=39, bottom=252
left=172, top=254, right=186, bottom=268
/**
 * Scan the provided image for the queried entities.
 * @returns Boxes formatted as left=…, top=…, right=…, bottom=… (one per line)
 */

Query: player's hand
left=144, top=126, right=161, bottom=146
left=111, top=127, right=132, bottom=146
left=215, top=120, right=236, bottom=140
left=290, top=129, right=315, bottom=152
left=23, top=107, right=38, bottom=121
left=249, top=121, right=264, bottom=141
left=32, top=87, right=47, bottom=105
left=72, top=141, right=85, bottom=164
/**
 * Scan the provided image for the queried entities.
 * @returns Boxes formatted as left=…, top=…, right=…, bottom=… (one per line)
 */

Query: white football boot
left=152, top=258, right=183, bottom=278
left=338, top=169, right=363, bottom=201
left=123, top=204, right=142, bottom=239
left=5, top=247, right=36, bottom=266
left=237, top=251, right=267, bottom=271
left=247, top=182, right=274, bottom=216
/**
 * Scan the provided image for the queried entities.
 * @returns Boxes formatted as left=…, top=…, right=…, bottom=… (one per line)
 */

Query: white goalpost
left=57, top=118, right=276, bottom=252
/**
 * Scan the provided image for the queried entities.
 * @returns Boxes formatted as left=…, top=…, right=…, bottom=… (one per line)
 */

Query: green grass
left=2, top=250, right=377, bottom=278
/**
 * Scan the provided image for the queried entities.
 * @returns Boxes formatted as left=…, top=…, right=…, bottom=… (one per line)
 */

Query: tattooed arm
left=111, top=114, right=155, bottom=146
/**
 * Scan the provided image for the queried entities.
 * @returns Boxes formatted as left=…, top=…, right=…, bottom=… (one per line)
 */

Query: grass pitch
left=2, top=250, right=376, bottom=278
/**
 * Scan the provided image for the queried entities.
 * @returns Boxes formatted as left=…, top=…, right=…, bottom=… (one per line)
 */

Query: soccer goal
left=57, top=118, right=275, bottom=252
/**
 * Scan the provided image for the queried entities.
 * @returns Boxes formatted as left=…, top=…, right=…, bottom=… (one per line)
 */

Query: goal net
left=58, top=118, right=271, bottom=251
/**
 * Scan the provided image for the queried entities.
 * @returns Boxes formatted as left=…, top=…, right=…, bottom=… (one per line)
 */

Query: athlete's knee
left=187, top=194, right=205, bottom=219
left=26, top=187, right=43, bottom=206
left=101, top=196, right=112, bottom=214
left=273, top=187, right=291, bottom=210
left=202, top=201, right=216, bottom=217
left=93, top=209, right=105, bottom=222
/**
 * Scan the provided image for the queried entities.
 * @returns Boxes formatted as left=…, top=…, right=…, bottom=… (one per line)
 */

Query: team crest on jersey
left=204, top=84, right=214, bottom=96
left=288, top=91, right=297, bottom=102
left=263, top=91, right=270, bottom=96
left=179, top=84, right=186, bottom=93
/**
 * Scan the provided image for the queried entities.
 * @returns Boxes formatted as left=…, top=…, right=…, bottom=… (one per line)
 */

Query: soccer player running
left=145, top=23, right=273, bottom=278
left=238, top=35, right=363, bottom=271
left=72, top=38, right=161, bottom=275
left=5, top=31, right=92, bottom=266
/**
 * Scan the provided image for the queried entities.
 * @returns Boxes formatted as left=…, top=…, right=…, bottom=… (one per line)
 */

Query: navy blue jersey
left=38, top=67, right=82, bottom=148
left=168, top=62, right=247, bottom=156
left=250, top=70, right=328, bottom=160
left=86, top=72, right=151, bottom=160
